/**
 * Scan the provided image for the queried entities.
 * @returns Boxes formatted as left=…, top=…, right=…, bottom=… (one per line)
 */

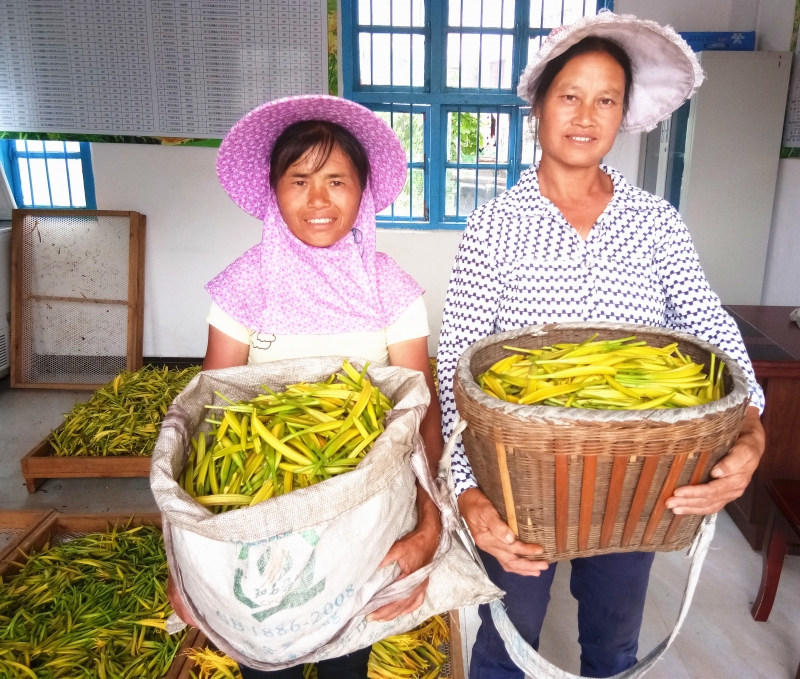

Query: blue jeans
left=238, top=646, right=372, bottom=679
left=470, top=548, right=655, bottom=679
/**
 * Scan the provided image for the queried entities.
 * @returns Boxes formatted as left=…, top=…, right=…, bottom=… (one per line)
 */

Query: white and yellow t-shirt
left=208, top=296, right=430, bottom=366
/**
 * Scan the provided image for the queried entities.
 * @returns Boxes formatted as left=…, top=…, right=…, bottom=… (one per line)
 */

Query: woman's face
left=275, top=144, right=364, bottom=248
left=536, top=51, right=626, bottom=169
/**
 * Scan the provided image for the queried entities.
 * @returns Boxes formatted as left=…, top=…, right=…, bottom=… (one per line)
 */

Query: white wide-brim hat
left=518, top=11, right=704, bottom=133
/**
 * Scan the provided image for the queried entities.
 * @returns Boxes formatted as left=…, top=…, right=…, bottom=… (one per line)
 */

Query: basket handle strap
left=489, top=514, right=717, bottom=679
left=445, top=416, right=718, bottom=679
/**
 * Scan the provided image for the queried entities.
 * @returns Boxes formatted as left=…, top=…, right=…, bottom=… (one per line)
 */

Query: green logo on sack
left=233, top=550, right=326, bottom=622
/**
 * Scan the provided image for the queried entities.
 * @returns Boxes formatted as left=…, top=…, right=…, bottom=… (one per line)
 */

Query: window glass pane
left=449, top=0, right=482, bottom=27
left=502, top=0, right=515, bottom=28
left=530, top=0, right=543, bottom=27
left=67, top=158, right=87, bottom=206
left=378, top=110, right=426, bottom=163
left=479, top=34, right=500, bottom=89
left=17, top=159, right=32, bottom=206
left=410, top=168, right=425, bottom=217
left=410, top=112, right=425, bottom=163
left=448, top=0, right=459, bottom=26
left=481, top=0, right=502, bottom=27
left=456, top=33, right=480, bottom=88
left=27, top=140, right=44, bottom=153
left=448, top=112, right=480, bottom=163
left=65, top=141, right=81, bottom=153
left=446, top=34, right=461, bottom=88
left=392, top=0, right=412, bottom=26
left=445, top=168, right=457, bottom=216
left=458, top=168, right=477, bottom=213
left=15, top=139, right=26, bottom=151
left=478, top=168, right=506, bottom=203
left=394, top=169, right=412, bottom=217
left=500, top=34, right=513, bottom=89
left=44, top=140, right=64, bottom=153
left=371, top=33, right=391, bottom=84
left=359, top=33, right=372, bottom=85
left=371, top=0, right=391, bottom=25
left=521, top=113, right=541, bottom=166
left=528, top=35, right=545, bottom=63
left=392, top=34, right=412, bottom=86
left=358, top=0, right=371, bottom=25
left=542, top=0, right=565, bottom=26
left=563, top=0, right=588, bottom=24
left=478, top=112, right=509, bottom=163
left=413, top=0, right=425, bottom=26
left=47, top=158, right=71, bottom=207
left=390, top=168, right=426, bottom=218
left=374, top=110, right=426, bottom=219
left=412, top=35, right=424, bottom=86
left=28, top=158, right=51, bottom=206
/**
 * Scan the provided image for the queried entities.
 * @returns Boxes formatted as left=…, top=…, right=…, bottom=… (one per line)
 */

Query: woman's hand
left=458, top=488, right=549, bottom=576
left=167, top=573, right=198, bottom=628
left=369, top=489, right=442, bottom=622
left=666, top=406, right=765, bottom=515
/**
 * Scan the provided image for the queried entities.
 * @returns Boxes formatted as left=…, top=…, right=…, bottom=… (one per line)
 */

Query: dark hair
left=531, top=37, right=633, bottom=117
left=269, top=120, right=370, bottom=190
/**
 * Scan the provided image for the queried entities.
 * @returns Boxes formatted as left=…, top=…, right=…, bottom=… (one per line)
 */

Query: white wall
left=615, top=0, right=759, bottom=31
left=761, top=159, right=800, bottom=305
left=90, top=0, right=799, bottom=360
left=91, top=142, right=462, bottom=357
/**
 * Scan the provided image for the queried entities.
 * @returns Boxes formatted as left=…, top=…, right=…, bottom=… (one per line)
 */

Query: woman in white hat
left=436, top=13, right=765, bottom=678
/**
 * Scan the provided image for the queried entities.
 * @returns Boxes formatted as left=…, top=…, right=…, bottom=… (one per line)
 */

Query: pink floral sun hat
left=518, top=11, right=704, bottom=133
left=216, top=95, right=409, bottom=218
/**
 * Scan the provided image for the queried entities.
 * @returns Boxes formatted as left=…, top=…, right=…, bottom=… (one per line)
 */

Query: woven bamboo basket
left=453, top=322, right=750, bottom=562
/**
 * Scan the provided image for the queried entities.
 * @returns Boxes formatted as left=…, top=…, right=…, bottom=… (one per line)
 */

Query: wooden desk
left=724, top=305, right=800, bottom=551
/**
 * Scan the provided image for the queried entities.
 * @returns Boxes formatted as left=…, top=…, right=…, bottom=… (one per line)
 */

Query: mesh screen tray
left=10, top=210, right=145, bottom=389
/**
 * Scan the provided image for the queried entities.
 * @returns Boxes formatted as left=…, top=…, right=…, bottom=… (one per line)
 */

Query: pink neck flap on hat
left=206, top=182, right=423, bottom=336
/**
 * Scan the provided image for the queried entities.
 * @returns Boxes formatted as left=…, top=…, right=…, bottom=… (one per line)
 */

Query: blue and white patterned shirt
left=437, top=165, right=765, bottom=497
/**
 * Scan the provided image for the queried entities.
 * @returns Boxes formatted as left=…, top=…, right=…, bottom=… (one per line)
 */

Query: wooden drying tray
left=0, top=509, right=56, bottom=565
left=21, top=423, right=151, bottom=493
left=0, top=510, right=198, bottom=679
left=178, top=610, right=466, bottom=679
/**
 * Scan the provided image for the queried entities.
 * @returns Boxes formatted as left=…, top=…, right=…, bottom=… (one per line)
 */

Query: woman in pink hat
left=437, top=12, right=765, bottom=679
left=169, top=96, right=443, bottom=679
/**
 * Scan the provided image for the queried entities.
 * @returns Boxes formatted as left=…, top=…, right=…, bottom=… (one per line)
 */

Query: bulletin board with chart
left=0, top=0, right=336, bottom=146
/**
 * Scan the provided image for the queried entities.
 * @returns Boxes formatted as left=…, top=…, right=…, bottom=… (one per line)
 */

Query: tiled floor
left=2, top=376, right=799, bottom=678
left=0, top=376, right=157, bottom=513
left=457, top=511, right=800, bottom=679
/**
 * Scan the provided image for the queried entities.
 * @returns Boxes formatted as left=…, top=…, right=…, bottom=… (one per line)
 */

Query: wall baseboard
left=143, top=357, right=203, bottom=370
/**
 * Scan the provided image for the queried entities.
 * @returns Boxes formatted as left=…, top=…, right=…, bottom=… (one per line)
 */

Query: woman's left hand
left=368, top=505, right=442, bottom=622
left=666, top=406, right=765, bottom=515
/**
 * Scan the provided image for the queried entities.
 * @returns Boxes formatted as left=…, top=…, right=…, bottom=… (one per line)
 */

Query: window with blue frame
left=0, top=140, right=97, bottom=209
left=342, top=0, right=612, bottom=229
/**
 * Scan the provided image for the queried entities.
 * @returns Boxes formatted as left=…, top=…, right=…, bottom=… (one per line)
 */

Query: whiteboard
left=0, top=0, right=328, bottom=139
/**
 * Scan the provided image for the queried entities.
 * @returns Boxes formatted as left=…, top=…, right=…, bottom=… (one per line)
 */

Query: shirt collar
left=510, top=164, right=633, bottom=219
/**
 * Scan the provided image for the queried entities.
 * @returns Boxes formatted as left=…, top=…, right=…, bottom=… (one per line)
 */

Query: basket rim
left=456, top=322, right=750, bottom=425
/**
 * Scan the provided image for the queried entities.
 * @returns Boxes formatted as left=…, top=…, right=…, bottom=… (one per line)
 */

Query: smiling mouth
left=567, top=135, right=594, bottom=143
left=305, top=218, right=337, bottom=225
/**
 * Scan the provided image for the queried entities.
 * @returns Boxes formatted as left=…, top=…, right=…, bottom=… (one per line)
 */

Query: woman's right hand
left=457, top=488, right=549, bottom=576
left=167, top=573, right=199, bottom=628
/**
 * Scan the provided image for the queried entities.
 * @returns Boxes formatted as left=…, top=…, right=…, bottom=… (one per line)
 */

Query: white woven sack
left=150, top=357, right=502, bottom=671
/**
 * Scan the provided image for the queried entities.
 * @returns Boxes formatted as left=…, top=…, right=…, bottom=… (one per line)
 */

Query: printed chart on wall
left=0, top=0, right=331, bottom=146
left=780, top=0, right=800, bottom=157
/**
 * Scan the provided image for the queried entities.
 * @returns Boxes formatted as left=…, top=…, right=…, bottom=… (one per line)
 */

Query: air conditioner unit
left=0, top=224, right=10, bottom=378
